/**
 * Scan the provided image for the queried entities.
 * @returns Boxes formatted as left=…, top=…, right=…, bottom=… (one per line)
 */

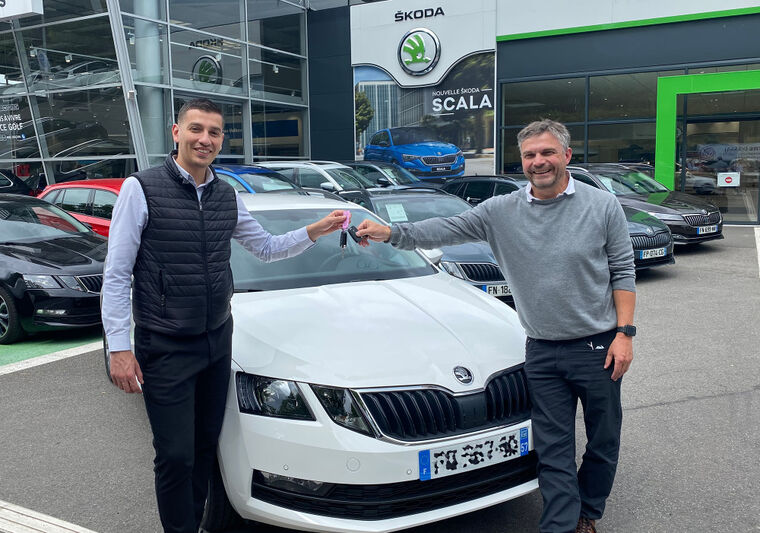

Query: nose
left=198, top=129, right=212, bottom=145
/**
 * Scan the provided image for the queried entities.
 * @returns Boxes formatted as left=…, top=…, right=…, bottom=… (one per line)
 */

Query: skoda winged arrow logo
left=453, top=366, right=473, bottom=385
left=398, top=28, right=440, bottom=76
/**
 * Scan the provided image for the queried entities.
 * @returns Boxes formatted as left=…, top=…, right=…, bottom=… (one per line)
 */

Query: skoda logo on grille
left=701, top=209, right=708, bottom=215
left=453, top=366, right=473, bottom=384
left=646, top=227, right=653, bottom=236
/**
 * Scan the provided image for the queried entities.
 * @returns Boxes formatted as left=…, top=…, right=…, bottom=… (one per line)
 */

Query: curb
left=0, top=499, right=98, bottom=533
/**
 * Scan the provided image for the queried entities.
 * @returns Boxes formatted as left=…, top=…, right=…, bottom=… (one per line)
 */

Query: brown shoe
left=576, top=517, right=597, bottom=533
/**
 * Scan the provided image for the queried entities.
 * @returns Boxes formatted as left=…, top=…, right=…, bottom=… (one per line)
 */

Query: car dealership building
left=1, top=0, right=759, bottom=224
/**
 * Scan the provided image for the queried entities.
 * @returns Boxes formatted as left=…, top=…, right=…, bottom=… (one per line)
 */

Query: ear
left=171, top=123, right=180, bottom=143
left=564, top=147, right=572, bottom=164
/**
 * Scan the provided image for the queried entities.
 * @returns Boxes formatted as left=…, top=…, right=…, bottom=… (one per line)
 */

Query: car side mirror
left=320, top=182, right=336, bottom=192
left=377, top=176, right=391, bottom=187
left=419, top=247, right=444, bottom=265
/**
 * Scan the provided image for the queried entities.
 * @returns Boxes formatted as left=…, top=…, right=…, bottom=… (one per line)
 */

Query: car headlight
left=311, top=385, right=374, bottom=437
left=235, top=373, right=314, bottom=420
left=23, top=275, right=61, bottom=289
left=57, top=275, right=85, bottom=291
left=402, top=154, right=420, bottom=162
left=647, top=211, right=684, bottom=222
left=440, top=261, right=467, bottom=280
left=456, top=150, right=463, bottom=158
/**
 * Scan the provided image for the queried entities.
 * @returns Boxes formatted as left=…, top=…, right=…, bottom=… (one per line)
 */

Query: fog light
left=36, top=309, right=67, bottom=316
left=254, top=470, right=332, bottom=497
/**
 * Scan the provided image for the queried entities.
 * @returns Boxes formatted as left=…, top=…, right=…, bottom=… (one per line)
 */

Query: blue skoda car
left=364, top=127, right=465, bottom=183
left=214, top=165, right=298, bottom=194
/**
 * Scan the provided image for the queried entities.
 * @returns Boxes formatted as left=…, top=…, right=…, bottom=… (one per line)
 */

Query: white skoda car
left=202, top=193, right=537, bottom=532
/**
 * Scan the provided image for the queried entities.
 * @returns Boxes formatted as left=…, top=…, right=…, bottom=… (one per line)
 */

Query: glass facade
left=499, top=61, right=760, bottom=223
left=0, top=0, right=309, bottom=186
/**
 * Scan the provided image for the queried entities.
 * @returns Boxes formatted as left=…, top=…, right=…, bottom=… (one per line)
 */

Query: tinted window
left=297, top=169, right=328, bottom=188
left=494, top=182, right=518, bottom=196
left=234, top=171, right=296, bottom=192
left=441, top=182, right=463, bottom=196
left=0, top=200, right=90, bottom=241
left=92, top=190, right=117, bottom=219
left=325, top=168, right=372, bottom=190
left=390, top=128, right=437, bottom=145
left=0, top=175, right=11, bottom=187
left=219, top=174, right=248, bottom=192
left=463, top=182, right=494, bottom=203
left=43, top=189, right=62, bottom=204
left=369, top=133, right=383, bottom=145
left=60, top=188, right=92, bottom=215
left=372, top=195, right=471, bottom=223
left=572, top=172, right=599, bottom=188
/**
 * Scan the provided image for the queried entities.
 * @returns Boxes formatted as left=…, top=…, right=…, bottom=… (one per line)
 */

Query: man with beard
left=356, top=119, right=636, bottom=533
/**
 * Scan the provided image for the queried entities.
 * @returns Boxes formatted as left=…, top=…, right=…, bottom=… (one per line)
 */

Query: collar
left=172, top=155, right=215, bottom=188
left=525, top=172, right=575, bottom=203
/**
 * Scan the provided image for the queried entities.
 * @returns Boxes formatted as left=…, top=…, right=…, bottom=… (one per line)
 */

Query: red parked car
left=38, top=178, right=124, bottom=237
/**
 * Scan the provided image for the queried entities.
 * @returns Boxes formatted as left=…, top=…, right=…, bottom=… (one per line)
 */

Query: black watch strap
left=616, top=325, right=636, bottom=337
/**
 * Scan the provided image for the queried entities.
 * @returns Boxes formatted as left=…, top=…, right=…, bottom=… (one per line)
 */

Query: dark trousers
left=134, top=317, right=233, bottom=533
left=524, top=329, right=622, bottom=533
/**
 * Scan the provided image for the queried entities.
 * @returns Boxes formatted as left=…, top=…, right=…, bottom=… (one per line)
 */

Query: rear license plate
left=639, top=248, right=666, bottom=259
left=482, top=284, right=511, bottom=296
left=697, top=225, right=717, bottom=234
left=431, top=166, right=451, bottom=172
left=419, top=425, right=531, bottom=481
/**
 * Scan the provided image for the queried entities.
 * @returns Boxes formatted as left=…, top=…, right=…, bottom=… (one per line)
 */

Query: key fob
left=339, top=230, right=348, bottom=248
left=347, top=226, right=363, bottom=243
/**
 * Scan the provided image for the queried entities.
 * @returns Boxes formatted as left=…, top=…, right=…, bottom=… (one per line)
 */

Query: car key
left=339, top=210, right=351, bottom=256
left=347, top=225, right=363, bottom=243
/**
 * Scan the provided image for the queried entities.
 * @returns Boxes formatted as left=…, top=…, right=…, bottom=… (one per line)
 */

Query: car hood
left=394, top=142, right=459, bottom=156
left=618, top=191, right=717, bottom=214
left=439, top=241, right=497, bottom=263
left=0, top=233, right=107, bottom=273
left=230, top=273, right=525, bottom=392
left=622, top=206, right=669, bottom=235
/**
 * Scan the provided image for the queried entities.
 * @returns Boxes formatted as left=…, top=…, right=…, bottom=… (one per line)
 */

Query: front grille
left=251, top=452, right=537, bottom=520
left=683, top=212, right=721, bottom=226
left=76, top=274, right=103, bottom=293
left=630, top=231, right=671, bottom=250
left=459, top=262, right=505, bottom=282
left=421, top=154, right=456, bottom=165
left=360, top=365, right=530, bottom=442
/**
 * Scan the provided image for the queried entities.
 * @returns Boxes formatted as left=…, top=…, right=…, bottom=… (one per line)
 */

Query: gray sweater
left=389, top=180, right=636, bottom=340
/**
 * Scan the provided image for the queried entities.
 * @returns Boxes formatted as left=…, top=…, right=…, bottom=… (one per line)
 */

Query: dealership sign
left=398, top=28, right=440, bottom=76
left=0, top=0, right=43, bottom=21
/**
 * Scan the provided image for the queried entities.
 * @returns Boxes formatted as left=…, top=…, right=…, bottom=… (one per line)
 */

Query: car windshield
left=592, top=169, right=670, bottom=195
left=231, top=208, right=433, bottom=291
left=390, top=127, right=438, bottom=145
left=325, top=168, right=373, bottom=190
left=372, top=194, right=471, bottom=224
left=235, top=170, right=297, bottom=192
left=0, top=199, right=90, bottom=242
left=379, top=165, right=419, bottom=185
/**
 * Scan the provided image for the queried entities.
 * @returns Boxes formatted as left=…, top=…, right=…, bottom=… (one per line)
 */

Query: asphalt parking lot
left=1, top=226, right=758, bottom=533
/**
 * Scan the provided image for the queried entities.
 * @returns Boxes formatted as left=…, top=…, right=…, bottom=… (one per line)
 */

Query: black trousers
left=134, top=317, right=233, bottom=533
left=524, top=329, right=622, bottom=533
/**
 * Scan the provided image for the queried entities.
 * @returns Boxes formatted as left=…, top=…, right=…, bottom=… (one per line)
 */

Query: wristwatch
left=616, top=325, right=636, bottom=337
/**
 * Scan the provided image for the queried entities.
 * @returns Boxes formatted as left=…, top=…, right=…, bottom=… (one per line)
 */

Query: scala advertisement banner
left=352, top=0, right=496, bottom=176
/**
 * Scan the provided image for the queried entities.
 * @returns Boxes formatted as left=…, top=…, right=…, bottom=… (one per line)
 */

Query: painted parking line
left=0, top=499, right=98, bottom=533
left=0, top=341, right=102, bottom=377
left=755, top=227, right=760, bottom=279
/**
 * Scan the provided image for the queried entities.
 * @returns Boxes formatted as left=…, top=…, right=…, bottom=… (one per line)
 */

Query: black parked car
left=444, top=175, right=674, bottom=270
left=441, top=175, right=527, bottom=204
left=340, top=160, right=427, bottom=188
left=0, top=194, right=106, bottom=344
left=359, top=186, right=513, bottom=304
left=569, top=164, right=723, bottom=245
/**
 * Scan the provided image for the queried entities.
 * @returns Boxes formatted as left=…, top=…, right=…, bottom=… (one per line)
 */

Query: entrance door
left=681, top=118, right=760, bottom=223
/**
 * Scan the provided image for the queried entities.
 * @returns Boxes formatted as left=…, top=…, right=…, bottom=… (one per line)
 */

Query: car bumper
left=401, top=158, right=466, bottom=182
left=218, top=370, right=537, bottom=532
left=666, top=221, right=723, bottom=244
left=18, top=289, right=101, bottom=332
left=632, top=238, right=675, bottom=270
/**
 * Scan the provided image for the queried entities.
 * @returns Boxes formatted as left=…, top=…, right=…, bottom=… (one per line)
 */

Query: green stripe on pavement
left=0, top=327, right=101, bottom=366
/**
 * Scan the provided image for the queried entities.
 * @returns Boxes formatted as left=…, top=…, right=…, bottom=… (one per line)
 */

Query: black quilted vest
left=132, top=153, right=237, bottom=335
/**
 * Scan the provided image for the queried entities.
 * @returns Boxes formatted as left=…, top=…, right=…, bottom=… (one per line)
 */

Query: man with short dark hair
left=357, top=119, right=636, bottom=533
left=102, top=98, right=346, bottom=533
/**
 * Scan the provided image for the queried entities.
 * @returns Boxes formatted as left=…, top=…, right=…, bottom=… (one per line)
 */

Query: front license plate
left=482, top=284, right=511, bottom=296
left=431, top=166, right=451, bottom=172
left=639, top=247, right=666, bottom=259
left=697, top=224, right=717, bottom=234
left=418, top=425, right=531, bottom=481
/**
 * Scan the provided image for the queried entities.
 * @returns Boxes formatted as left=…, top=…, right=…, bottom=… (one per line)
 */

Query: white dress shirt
left=102, top=159, right=314, bottom=352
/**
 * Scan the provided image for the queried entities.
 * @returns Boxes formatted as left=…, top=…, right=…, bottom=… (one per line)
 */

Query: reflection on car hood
left=622, top=206, right=669, bottom=235
left=618, top=191, right=717, bottom=214
left=395, top=142, right=459, bottom=156
left=231, top=273, right=525, bottom=392
left=0, top=234, right=107, bottom=272
left=439, top=241, right=496, bottom=263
